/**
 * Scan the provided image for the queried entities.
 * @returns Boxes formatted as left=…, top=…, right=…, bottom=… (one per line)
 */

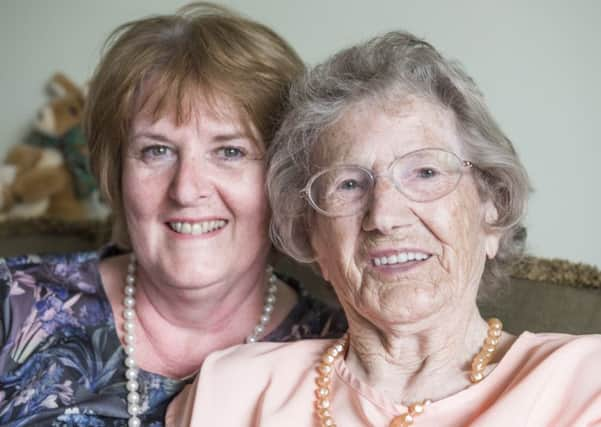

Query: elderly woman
left=0, top=3, right=346, bottom=426
left=168, top=31, right=601, bottom=426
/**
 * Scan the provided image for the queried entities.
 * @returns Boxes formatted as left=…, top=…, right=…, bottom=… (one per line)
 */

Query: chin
left=376, top=286, right=449, bottom=325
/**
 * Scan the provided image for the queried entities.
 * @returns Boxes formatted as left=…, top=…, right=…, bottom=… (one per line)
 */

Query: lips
left=372, top=251, right=431, bottom=266
left=167, top=219, right=227, bottom=235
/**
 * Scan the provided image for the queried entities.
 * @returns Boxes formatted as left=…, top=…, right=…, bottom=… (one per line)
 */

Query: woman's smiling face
left=310, top=97, right=500, bottom=329
left=121, top=92, right=271, bottom=290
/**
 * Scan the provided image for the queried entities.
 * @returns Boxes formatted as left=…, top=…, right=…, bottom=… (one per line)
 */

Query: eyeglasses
left=300, top=148, right=473, bottom=217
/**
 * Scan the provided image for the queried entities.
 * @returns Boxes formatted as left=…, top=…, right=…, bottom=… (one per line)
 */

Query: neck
left=136, top=259, right=268, bottom=333
left=344, top=305, right=492, bottom=403
left=139, top=286, right=261, bottom=370
left=101, top=254, right=280, bottom=378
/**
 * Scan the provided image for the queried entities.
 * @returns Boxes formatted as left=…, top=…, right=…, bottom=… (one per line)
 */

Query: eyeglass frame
left=299, top=147, right=474, bottom=217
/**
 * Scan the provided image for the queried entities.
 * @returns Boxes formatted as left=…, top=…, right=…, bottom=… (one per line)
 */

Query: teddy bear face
left=35, top=73, right=85, bottom=138
left=36, top=94, right=84, bottom=137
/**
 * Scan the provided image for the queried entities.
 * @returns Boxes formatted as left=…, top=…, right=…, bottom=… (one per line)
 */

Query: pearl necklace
left=122, top=253, right=278, bottom=426
left=314, top=318, right=503, bottom=427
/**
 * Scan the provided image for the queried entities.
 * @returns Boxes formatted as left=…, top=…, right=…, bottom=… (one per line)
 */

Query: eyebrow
left=132, top=132, right=174, bottom=143
left=212, top=132, right=250, bottom=143
left=132, top=131, right=250, bottom=144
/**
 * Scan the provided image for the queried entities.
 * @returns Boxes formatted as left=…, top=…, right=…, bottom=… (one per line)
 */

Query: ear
left=47, top=73, right=68, bottom=98
left=483, top=199, right=501, bottom=259
left=47, top=73, right=82, bottom=99
left=484, top=199, right=498, bottom=224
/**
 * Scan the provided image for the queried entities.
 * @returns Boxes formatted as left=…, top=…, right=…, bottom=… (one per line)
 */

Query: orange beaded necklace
left=314, top=318, right=503, bottom=427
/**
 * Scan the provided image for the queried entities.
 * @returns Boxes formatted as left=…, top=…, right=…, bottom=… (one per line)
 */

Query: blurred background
left=1, top=0, right=599, bottom=267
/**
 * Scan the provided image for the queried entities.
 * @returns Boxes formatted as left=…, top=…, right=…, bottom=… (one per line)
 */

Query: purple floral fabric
left=0, top=250, right=346, bottom=426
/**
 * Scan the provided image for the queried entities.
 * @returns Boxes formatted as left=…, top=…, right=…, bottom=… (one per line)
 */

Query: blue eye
left=338, top=179, right=361, bottom=191
left=416, top=168, right=439, bottom=179
left=140, top=145, right=174, bottom=161
left=216, top=146, right=247, bottom=161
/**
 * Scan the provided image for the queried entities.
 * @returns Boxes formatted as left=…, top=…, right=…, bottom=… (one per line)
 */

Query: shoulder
left=2, top=250, right=99, bottom=267
left=483, top=332, right=601, bottom=424
left=199, top=339, right=333, bottom=397
left=170, top=339, right=333, bottom=427
left=0, top=250, right=109, bottom=362
left=503, top=332, right=601, bottom=385
left=516, top=331, right=601, bottom=358
left=0, top=250, right=116, bottom=411
left=1, top=250, right=102, bottom=296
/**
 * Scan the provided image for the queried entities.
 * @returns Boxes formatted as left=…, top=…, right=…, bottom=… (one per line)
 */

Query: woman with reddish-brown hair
left=0, top=3, right=345, bottom=426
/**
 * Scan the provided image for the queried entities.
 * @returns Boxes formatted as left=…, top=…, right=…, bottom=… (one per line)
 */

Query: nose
left=168, top=155, right=213, bottom=206
left=362, top=177, right=417, bottom=234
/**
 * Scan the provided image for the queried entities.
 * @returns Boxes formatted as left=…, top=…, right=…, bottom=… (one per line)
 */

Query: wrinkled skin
left=311, top=97, right=500, bottom=334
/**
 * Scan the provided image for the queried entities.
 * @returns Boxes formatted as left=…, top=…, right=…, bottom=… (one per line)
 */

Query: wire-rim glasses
left=300, top=148, right=473, bottom=217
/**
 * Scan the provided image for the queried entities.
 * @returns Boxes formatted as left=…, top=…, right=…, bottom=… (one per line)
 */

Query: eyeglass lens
left=309, top=149, right=465, bottom=215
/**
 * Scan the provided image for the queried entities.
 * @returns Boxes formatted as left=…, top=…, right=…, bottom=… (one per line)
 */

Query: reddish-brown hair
left=84, top=2, right=303, bottom=247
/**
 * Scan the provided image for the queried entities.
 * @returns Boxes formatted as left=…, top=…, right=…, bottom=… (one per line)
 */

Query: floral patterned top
left=0, top=250, right=346, bottom=427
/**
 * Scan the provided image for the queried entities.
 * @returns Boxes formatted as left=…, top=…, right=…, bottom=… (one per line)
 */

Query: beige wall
left=1, top=0, right=600, bottom=268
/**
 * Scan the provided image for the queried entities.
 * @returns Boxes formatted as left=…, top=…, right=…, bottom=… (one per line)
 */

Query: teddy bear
left=0, top=73, right=105, bottom=221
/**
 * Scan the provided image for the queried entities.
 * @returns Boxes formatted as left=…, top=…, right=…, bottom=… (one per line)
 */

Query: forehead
left=315, top=96, right=461, bottom=166
left=132, top=79, right=260, bottom=145
left=135, top=78, right=232, bottom=123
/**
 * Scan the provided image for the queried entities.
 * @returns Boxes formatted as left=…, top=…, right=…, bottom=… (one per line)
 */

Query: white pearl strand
left=122, top=253, right=278, bottom=426
left=245, top=267, right=278, bottom=343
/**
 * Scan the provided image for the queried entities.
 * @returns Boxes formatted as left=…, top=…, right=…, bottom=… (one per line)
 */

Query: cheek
left=451, top=203, right=479, bottom=249
left=236, top=186, right=271, bottom=254
left=121, top=156, right=175, bottom=209
left=223, top=173, right=269, bottom=226
left=121, top=166, right=167, bottom=217
left=421, top=199, right=466, bottom=247
left=446, top=183, right=486, bottom=240
left=422, top=185, right=490, bottom=271
left=443, top=193, right=491, bottom=275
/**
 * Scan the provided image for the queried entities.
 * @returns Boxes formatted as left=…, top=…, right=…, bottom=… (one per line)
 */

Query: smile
left=168, top=220, right=227, bottom=235
left=372, top=251, right=431, bottom=266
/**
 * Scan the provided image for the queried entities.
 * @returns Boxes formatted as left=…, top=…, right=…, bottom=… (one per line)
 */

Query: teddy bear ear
left=47, top=74, right=68, bottom=99
left=47, top=73, right=82, bottom=99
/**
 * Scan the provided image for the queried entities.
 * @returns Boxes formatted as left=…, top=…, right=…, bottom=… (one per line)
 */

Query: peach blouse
left=166, top=332, right=601, bottom=426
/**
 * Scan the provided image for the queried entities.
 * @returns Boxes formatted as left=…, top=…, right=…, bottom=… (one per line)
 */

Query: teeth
left=168, top=220, right=226, bottom=235
left=372, top=251, right=431, bottom=267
